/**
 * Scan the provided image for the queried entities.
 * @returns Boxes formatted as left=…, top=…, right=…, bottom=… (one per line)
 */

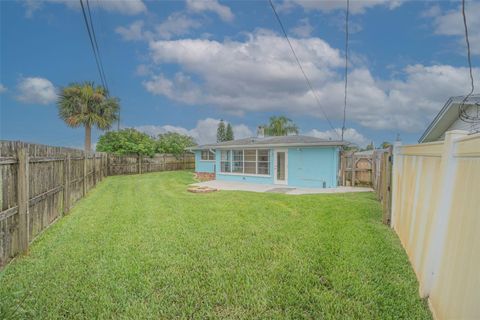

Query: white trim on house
left=219, top=148, right=271, bottom=176
left=217, top=172, right=271, bottom=178
left=274, top=148, right=288, bottom=185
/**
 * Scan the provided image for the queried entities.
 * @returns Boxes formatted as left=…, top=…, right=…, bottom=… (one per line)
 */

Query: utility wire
left=90, top=0, right=120, bottom=130
left=341, top=0, right=349, bottom=141
left=86, top=0, right=109, bottom=93
left=268, top=0, right=340, bottom=138
left=459, top=0, right=479, bottom=127
left=80, top=0, right=120, bottom=130
left=79, top=0, right=107, bottom=90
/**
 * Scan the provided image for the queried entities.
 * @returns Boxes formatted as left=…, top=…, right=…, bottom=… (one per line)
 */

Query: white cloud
left=278, top=0, right=403, bottom=14
left=291, top=18, right=313, bottom=38
left=115, top=20, right=146, bottom=41
left=421, top=5, right=441, bottom=18
left=116, top=13, right=201, bottom=42
left=135, top=64, right=152, bottom=76
left=0, top=84, right=7, bottom=94
left=135, top=118, right=253, bottom=145
left=16, top=77, right=57, bottom=105
left=155, top=12, right=202, bottom=39
left=307, top=128, right=369, bottom=147
left=428, top=2, right=480, bottom=55
left=143, top=31, right=478, bottom=133
left=24, top=0, right=146, bottom=17
left=96, top=0, right=146, bottom=15
left=186, top=0, right=234, bottom=22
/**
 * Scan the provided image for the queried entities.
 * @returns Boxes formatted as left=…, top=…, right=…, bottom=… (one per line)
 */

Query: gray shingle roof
left=189, top=135, right=346, bottom=150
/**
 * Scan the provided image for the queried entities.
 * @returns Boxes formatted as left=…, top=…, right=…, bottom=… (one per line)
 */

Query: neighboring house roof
left=419, top=94, right=480, bottom=143
left=188, top=135, right=346, bottom=150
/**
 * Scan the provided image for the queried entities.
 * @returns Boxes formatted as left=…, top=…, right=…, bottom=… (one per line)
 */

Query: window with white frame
left=200, top=150, right=215, bottom=161
left=232, top=150, right=243, bottom=173
left=257, top=149, right=270, bottom=175
left=220, top=150, right=231, bottom=172
left=244, top=150, right=256, bottom=174
left=219, top=149, right=270, bottom=175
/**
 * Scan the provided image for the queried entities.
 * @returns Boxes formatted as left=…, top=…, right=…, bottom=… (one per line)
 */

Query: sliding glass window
left=244, top=150, right=256, bottom=174
left=219, top=149, right=270, bottom=175
left=220, top=150, right=231, bottom=173
left=232, top=150, right=243, bottom=173
left=257, top=150, right=270, bottom=175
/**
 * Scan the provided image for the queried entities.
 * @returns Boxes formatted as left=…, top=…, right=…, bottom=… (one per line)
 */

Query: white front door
left=274, top=149, right=288, bottom=185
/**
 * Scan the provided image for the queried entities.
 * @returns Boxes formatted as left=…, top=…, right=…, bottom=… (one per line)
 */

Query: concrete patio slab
left=191, top=180, right=373, bottom=195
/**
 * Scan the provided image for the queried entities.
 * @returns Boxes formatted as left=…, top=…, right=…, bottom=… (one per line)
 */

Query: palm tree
left=262, top=116, right=299, bottom=136
left=57, top=82, right=119, bottom=151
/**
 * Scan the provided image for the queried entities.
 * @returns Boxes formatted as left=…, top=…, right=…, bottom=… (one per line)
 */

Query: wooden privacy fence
left=0, top=141, right=194, bottom=267
left=107, top=153, right=194, bottom=176
left=340, top=147, right=393, bottom=224
left=0, top=141, right=107, bottom=267
left=391, top=131, right=480, bottom=320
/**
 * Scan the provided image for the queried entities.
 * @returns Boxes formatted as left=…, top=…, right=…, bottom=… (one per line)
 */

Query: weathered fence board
left=0, top=141, right=107, bottom=267
left=0, top=140, right=194, bottom=268
left=108, top=153, right=194, bottom=176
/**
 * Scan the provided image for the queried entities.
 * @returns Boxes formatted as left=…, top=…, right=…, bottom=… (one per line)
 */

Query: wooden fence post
left=351, top=156, right=356, bottom=187
left=17, top=147, right=29, bottom=252
left=83, top=153, right=87, bottom=196
left=93, top=154, right=97, bottom=185
left=370, top=150, right=377, bottom=190
left=63, top=154, right=70, bottom=215
left=138, top=154, right=142, bottom=174
left=107, top=154, right=110, bottom=176
left=382, top=147, right=393, bottom=225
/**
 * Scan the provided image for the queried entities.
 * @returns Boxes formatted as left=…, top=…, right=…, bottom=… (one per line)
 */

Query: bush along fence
left=339, top=147, right=393, bottom=224
left=0, top=141, right=194, bottom=268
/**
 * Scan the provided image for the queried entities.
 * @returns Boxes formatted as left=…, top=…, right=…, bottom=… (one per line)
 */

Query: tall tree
left=217, top=119, right=226, bottom=142
left=225, top=123, right=234, bottom=141
left=57, top=82, right=119, bottom=151
left=262, top=116, right=299, bottom=136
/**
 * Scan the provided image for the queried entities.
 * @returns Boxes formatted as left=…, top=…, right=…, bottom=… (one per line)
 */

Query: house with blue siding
left=189, top=135, right=346, bottom=188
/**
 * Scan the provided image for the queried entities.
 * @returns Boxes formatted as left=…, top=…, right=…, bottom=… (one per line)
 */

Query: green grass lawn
left=0, top=171, right=431, bottom=319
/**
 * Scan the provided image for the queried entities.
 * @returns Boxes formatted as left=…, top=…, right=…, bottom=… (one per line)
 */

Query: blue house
left=189, top=135, right=346, bottom=188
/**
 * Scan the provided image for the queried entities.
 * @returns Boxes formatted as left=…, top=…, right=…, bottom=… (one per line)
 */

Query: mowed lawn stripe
left=0, top=171, right=431, bottom=319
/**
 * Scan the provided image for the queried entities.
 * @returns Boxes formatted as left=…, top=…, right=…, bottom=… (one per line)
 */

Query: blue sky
left=1, top=0, right=479, bottom=148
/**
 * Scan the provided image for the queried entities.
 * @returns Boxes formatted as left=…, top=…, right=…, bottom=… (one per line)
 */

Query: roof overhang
left=419, top=95, right=480, bottom=143
left=187, top=141, right=346, bottom=151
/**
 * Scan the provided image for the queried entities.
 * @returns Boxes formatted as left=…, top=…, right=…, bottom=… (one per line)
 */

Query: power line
left=88, top=0, right=120, bottom=130
left=80, top=0, right=120, bottom=130
left=268, top=0, right=340, bottom=138
left=341, top=0, right=349, bottom=141
left=85, top=0, right=109, bottom=93
left=459, top=0, right=479, bottom=128
left=79, top=0, right=107, bottom=90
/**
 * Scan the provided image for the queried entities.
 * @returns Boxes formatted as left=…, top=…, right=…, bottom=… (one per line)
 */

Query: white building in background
left=419, top=94, right=480, bottom=143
